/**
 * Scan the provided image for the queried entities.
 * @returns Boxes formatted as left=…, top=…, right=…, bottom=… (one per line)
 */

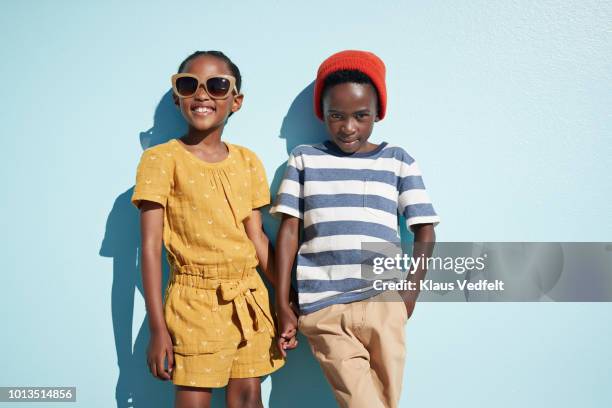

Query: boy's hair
left=321, top=69, right=380, bottom=116
left=177, top=50, right=242, bottom=92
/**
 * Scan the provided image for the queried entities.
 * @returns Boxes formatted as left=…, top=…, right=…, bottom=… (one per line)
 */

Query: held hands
left=147, top=327, right=174, bottom=381
left=276, top=302, right=299, bottom=358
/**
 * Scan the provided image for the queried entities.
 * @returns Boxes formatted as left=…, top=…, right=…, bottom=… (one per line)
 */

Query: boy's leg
left=360, top=291, right=408, bottom=408
left=299, top=303, right=386, bottom=408
left=175, top=385, right=212, bottom=408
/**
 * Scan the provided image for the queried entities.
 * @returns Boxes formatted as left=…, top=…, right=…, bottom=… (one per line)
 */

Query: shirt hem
left=299, top=287, right=382, bottom=314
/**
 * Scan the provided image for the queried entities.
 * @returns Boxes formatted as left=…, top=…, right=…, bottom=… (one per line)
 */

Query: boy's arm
left=244, top=208, right=276, bottom=286
left=275, top=214, right=301, bottom=356
left=139, top=200, right=174, bottom=380
left=399, top=223, right=436, bottom=318
left=275, top=214, right=300, bottom=310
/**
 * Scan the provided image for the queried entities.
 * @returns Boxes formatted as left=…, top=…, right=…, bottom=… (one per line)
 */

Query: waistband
left=168, top=261, right=257, bottom=288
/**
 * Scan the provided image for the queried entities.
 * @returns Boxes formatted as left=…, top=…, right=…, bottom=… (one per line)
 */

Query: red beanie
left=314, top=50, right=387, bottom=121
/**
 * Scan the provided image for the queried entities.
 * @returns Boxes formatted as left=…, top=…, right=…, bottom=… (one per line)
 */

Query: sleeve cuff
left=131, top=191, right=167, bottom=209
left=252, top=195, right=271, bottom=210
left=406, top=215, right=440, bottom=228
left=269, top=204, right=303, bottom=220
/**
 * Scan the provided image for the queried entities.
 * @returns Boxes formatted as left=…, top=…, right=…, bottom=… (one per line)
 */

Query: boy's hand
left=147, top=327, right=174, bottom=381
left=398, top=289, right=418, bottom=320
left=276, top=303, right=299, bottom=357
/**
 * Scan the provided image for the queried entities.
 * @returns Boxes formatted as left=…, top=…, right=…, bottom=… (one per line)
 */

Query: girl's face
left=322, top=82, right=379, bottom=154
left=174, top=55, right=243, bottom=132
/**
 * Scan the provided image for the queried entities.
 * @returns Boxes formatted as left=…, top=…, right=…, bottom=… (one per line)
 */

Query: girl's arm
left=245, top=210, right=301, bottom=356
left=244, top=209, right=276, bottom=286
left=245, top=208, right=299, bottom=308
left=140, top=200, right=174, bottom=380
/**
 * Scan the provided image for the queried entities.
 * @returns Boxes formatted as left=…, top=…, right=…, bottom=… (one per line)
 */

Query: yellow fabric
left=164, top=265, right=284, bottom=388
left=131, top=138, right=271, bottom=269
left=131, top=138, right=284, bottom=387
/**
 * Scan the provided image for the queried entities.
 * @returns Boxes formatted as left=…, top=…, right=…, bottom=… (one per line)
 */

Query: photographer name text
left=373, top=279, right=505, bottom=291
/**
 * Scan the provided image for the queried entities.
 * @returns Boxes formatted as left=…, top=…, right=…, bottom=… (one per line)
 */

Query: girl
left=131, top=51, right=289, bottom=408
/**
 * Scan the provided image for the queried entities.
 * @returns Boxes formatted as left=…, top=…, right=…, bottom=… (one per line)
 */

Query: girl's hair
left=321, top=69, right=380, bottom=114
left=177, top=50, right=242, bottom=92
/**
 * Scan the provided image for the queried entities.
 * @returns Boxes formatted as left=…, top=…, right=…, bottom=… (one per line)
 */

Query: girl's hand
left=276, top=303, right=299, bottom=358
left=147, top=327, right=174, bottom=381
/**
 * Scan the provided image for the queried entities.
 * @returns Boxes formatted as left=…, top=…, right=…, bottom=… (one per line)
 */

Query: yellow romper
left=131, top=138, right=284, bottom=388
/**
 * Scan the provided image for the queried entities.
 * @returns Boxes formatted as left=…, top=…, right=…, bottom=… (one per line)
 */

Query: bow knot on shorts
left=161, top=261, right=284, bottom=388
left=219, top=273, right=274, bottom=341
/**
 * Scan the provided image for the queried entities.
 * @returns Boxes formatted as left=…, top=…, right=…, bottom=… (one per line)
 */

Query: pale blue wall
left=1, top=1, right=611, bottom=407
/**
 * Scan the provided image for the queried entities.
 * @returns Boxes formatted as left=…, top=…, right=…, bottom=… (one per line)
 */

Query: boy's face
left=322, top=82, right=379, bottom=154
left=173, top=55, right=243, bottom=131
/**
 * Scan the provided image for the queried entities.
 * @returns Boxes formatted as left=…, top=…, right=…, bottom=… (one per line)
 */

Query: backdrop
left=1, top=1, right=611, bottom=407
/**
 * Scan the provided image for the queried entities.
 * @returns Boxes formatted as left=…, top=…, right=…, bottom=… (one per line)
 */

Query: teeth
left=193, top=107, right=213, bottom=113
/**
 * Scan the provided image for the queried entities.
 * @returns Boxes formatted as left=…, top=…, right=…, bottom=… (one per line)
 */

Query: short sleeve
left=248, top=151, right=271, bottom=209
left=131, top=148, right=173, bottom=209
left=397, top=154, right=440, bottom=228
left=269, top=152, right=304, bottom=219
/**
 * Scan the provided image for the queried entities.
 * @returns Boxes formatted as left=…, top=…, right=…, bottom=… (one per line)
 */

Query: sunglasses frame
left=171, top=73, right=239, bottom=99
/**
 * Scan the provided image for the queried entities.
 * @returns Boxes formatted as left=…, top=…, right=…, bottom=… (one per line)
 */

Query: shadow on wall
left=99, top=186, right=175, bottom=408
left=99, top=83, right=363, bottom=407
left=266, top=81, right=327, bottom=206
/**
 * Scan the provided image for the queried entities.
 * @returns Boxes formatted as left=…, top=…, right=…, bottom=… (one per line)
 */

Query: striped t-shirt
left=270, top=140, right=440, bottom=314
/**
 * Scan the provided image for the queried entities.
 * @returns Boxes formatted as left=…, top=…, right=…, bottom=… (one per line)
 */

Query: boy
left=271, top=50, right=440, bottom=408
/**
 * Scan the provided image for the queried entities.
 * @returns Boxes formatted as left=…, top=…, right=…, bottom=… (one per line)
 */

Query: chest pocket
left=363, top=175, right=399, bottom=218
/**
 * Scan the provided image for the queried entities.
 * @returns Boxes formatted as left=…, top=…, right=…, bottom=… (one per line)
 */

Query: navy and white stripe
left=270, top=141, right=440, bottom=314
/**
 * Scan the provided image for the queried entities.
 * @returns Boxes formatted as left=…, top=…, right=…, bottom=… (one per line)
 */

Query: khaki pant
left=298, top=291, right=408, bottom=408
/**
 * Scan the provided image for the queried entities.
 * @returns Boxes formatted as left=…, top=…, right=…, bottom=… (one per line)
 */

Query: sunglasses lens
left=175, top=76, right=198, bottom=97
left=206, top=77, right=232, bottom=97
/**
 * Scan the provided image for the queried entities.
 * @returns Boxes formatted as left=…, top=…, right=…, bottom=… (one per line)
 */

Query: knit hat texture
left=314, top=50, right=387, bottom=120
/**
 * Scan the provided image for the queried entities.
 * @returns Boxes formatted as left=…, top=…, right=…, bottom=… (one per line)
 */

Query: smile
left=339, top=138, right=358, bottom=146
left=191, top=106, right=215, bottom=116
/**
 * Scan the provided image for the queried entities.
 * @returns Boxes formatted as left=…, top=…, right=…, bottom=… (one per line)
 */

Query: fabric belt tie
left=219, top=274, right=274, bottom=341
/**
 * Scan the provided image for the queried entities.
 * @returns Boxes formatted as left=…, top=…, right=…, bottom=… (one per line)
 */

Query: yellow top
left=131, top=138, right=270, bottom=271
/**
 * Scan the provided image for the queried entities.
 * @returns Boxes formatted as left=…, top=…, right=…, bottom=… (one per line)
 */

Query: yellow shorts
left=163, top=263, right=285, bottom=388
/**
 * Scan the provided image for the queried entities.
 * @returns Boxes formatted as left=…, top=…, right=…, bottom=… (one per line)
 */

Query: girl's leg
left=225, top=378, right=263, bottom=408
left=175, top=385, right=213, bottom=408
